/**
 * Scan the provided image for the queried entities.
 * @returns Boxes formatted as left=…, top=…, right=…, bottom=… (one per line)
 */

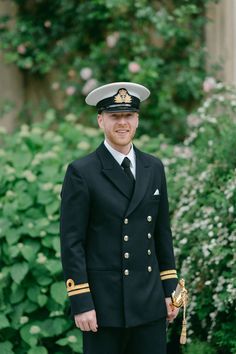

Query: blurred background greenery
left=0, top=1, right=236, bottom=354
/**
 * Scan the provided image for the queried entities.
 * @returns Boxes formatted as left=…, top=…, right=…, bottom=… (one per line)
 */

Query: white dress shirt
left=104, top=140, right=136, bottom=179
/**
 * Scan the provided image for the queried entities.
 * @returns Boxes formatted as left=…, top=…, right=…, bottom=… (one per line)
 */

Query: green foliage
left=169, top=84, right=236, bottom=353
left=0, top=0, right=218, bottom=141
left=183, top=340, right=216, bottom=354
left=0, top=84, right=235, bottom=353
left=0, top=112, right=103, bottom=353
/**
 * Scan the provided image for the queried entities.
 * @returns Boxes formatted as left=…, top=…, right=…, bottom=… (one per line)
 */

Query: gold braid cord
left=171, top=278, right=188, bottom=345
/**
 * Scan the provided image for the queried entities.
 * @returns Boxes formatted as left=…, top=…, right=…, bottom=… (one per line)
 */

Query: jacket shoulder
left=69, top=151, right=99, bottom=171
left=138, top=149, right=164, bottom=170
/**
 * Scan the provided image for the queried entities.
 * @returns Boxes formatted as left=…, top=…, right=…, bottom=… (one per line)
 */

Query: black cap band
left=96, top=88, right=140, bottom=113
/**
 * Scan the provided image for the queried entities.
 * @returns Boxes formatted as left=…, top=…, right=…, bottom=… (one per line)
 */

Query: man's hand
left=74, top=309, right=98, bottom=332
left=165, top=297, right=179, bottom=323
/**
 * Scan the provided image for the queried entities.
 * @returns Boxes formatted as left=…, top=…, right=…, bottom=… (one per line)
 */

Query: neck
left=106, top=139, right=131, bottom=155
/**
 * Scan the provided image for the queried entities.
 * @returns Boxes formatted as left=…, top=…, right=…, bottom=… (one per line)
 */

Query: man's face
left=97, top=111, right=139, bottom=151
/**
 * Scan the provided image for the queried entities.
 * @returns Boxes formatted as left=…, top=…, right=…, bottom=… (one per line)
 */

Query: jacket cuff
left=160, top=270, right=178, bottom=297
left=66, top=279, right=95, bottom=315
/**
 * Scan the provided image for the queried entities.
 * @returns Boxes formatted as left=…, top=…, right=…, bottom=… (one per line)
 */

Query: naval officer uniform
left=60, top=82, right=178, bottom=354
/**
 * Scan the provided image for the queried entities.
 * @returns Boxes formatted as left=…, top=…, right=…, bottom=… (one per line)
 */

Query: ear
left=97, top=114, right=104, bottom=129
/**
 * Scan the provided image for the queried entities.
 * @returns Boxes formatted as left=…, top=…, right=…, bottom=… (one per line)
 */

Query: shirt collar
left=104, top=140, right=135, bottom=167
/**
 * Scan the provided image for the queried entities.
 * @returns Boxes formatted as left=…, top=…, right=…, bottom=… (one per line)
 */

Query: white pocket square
left=153, top=188, right=160, bottom=195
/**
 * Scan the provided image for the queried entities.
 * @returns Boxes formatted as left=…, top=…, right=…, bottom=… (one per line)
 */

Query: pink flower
left=66, top=86, right=76, bottom=96
left=106, top=32, right=120, bottom=48
left=82, top=79, right=98, bottom=95
left=17, top=44, right=26, bottom=54
left=51, top=82, right=60, bottom=90
left=203, top=77, right=216, bottom=93
left=128, top=62, right=141, bottom=73
left=44, top=20, right=51, bottom=28
left=80, top=67, right=93, bottom=80
left=187, top=114, right=201, bottom=128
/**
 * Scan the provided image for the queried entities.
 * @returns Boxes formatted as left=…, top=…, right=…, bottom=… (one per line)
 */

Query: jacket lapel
left=125, top=146, right=151, bottom=216
left=96, top=143, right=133, bottom=199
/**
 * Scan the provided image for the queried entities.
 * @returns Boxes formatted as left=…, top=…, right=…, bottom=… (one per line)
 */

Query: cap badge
left=114, top=89, right=132, bottom=104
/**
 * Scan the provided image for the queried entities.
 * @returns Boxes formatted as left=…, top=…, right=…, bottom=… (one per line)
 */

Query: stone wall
left=0, top=1, right=23, bottom=132
left=205, top=0, right=236, bottom=84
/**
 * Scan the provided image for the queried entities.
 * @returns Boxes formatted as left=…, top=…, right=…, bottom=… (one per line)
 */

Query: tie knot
left=121, top=157, right=131, bottom=169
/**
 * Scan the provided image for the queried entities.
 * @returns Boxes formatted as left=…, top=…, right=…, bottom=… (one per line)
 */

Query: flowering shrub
left=0, top=0, right=218, bottom=141
left=170, top=84, right=236, bottom=353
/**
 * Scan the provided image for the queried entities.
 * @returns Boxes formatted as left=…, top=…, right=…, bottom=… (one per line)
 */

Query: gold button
left=124, top=218, right=128, bottom=224
left=124, top=269, right=129, bottom=275
left=148, top=233, right=152, bottom=239
left=124, top=235, right=129, bottom=241
left=124, top=252, right=130, bottom=259
left=148, top=266, right=152, bottom=272
left=147, top=216, right=152, bottom=222
left=147, top=249, right=151, bottom=255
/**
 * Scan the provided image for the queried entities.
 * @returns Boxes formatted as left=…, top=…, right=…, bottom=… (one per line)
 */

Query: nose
left=118, top=115, right=128, bottom=124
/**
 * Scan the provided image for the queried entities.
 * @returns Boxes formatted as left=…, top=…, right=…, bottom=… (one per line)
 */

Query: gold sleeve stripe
left=161, top=274, right=178, bottom=280
left=66, top=279, right=89, bottom=291
left=68, top=288, right=90, bottom=296
left=67, top=283, right=89, bottom=292
left=160, top=270, right=177, bottom=276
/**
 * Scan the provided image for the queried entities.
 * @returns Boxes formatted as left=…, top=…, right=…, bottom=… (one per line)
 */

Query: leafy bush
left=0, top=0, right=218, bottom=141
left=0, top=111, right=104, bottom=353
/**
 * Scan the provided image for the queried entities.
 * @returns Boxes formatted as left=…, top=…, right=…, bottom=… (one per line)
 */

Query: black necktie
left=121, top=157, right=135, bottom=189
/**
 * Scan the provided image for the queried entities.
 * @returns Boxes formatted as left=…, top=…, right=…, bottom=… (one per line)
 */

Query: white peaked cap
left=85, top=82, right=150, bottom=109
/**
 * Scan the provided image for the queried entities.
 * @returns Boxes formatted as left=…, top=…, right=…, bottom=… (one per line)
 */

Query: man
left=60, top=82, right=179, bottom=354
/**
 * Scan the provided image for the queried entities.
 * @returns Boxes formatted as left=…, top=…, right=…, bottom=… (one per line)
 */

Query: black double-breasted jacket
left=60, top=142, right=178, bottom=328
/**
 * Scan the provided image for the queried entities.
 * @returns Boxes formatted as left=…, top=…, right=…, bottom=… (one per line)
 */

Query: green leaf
left=45, top=109, right=56, bottom=124
left=5, top=228, right=21, bottom=245
left=10, top=262, right=29, bottom=284
left=17, top=193, right=34, bottom=210
left=52, top=237, right=60, bottom=253
left=37, top=190, right=54, bottom=205
left=28, top=346, right=48, bottom=354
left=57, top=329, right=83, bottom=351
left=41, top=165, right=59, bottom=179
left=45, top=260, right=61, bottom=275
left=21, top=245, right=36, bottom=262
left=0, top=314, right=10, bottom=329
left=36, top=276, right=52, bottom=286
left=3, top=202, right=18, bottom=217
left=22, top=299, right=38, bottom=314
left=21, top=242, right=40, bottom=262
left=55, top=338, right=68, bottom=346
left=11, top=149, right=32, bottom=170
left=10, top=285, right=25, bottom=304
left=45, top=200, right=59, bottom=216
left=0, top=341, right=14, bottom=354
left=37, top=294, right=47, bottom=307
left=50, top=282, right=66, bottom=305
left=47, top=222, right=59, bottom=235
left=6, top=244, right=20, bottom=258
left=20, top=324, right=39, bottom=347
left=27, top=286, right=40, bottom=303
left=40, top=318, right=69, bottom=337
